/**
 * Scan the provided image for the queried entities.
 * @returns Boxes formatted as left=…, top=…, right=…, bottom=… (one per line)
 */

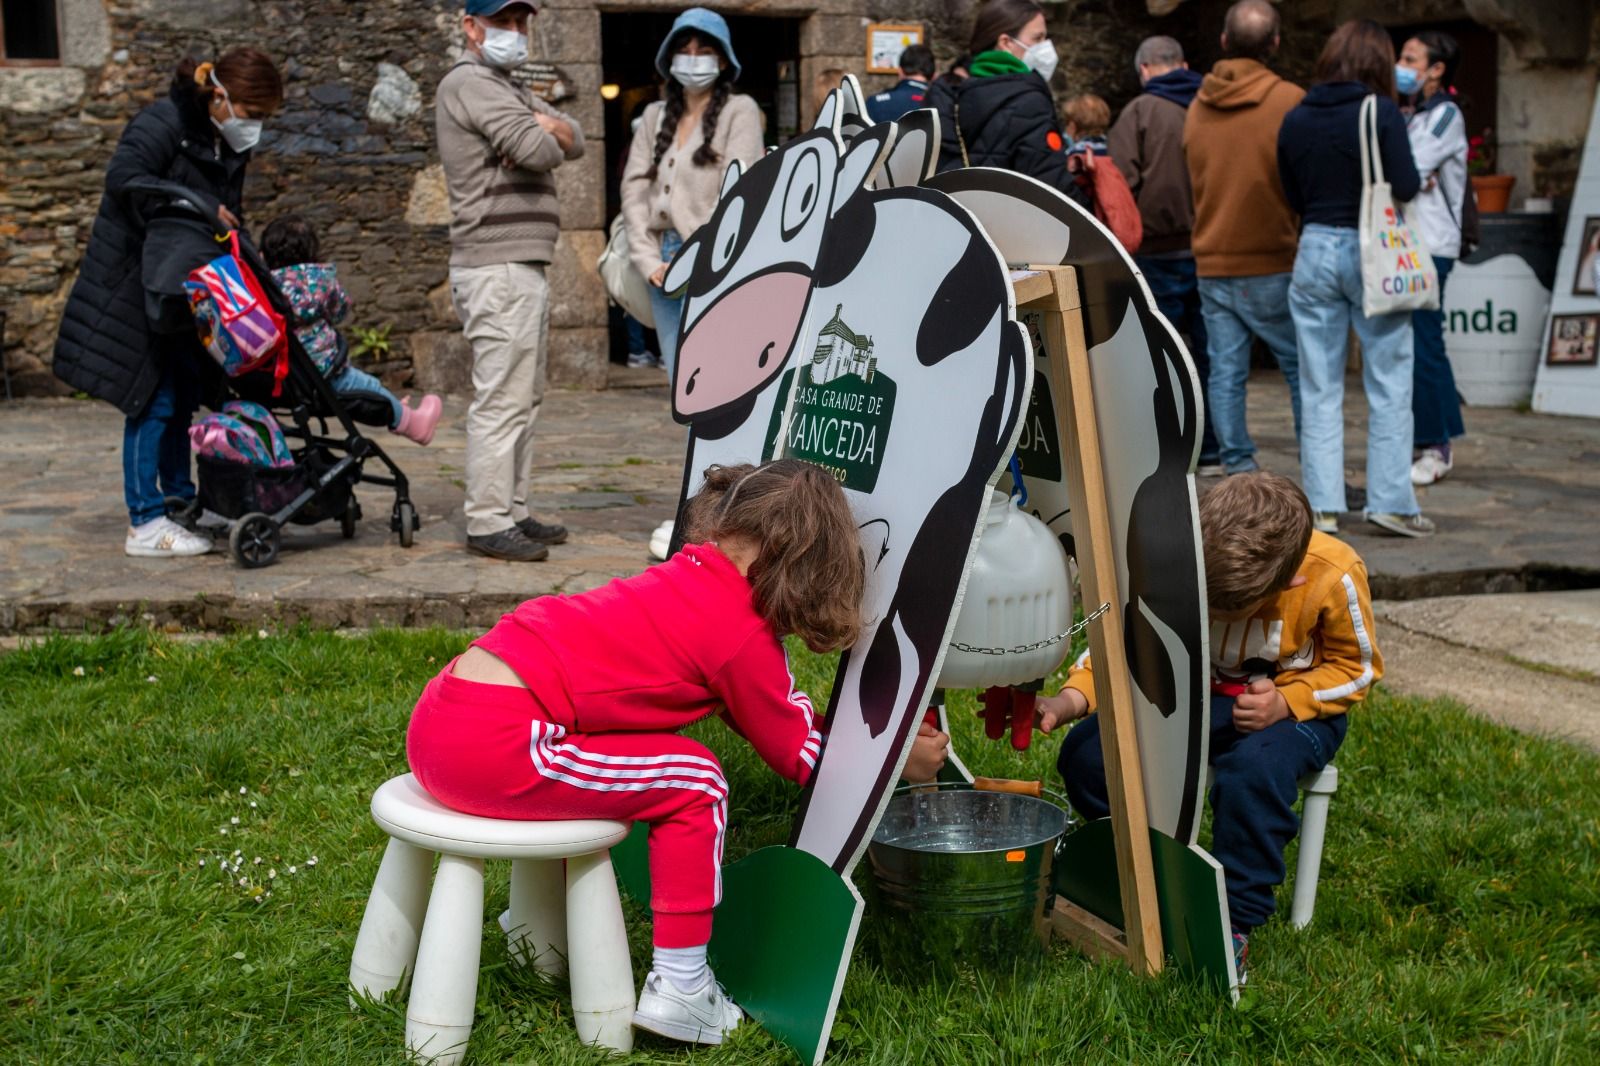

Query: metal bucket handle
left=893, top=777, right=1074, bottom=810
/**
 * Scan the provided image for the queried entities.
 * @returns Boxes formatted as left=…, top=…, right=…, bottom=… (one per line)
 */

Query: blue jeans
left=1197, top=273, right=1303, bottom=474
left=329, top=364, right=403, bottom=428
left=647, top=230, right=685, bottom=379
left=623, top=312, right=652, bottom=357
left=1137, top=255, right=1218, bottom=462
left=123, top=352, right=200, bottom=526
left=1412, top=256, right=1462, bottom=448
left=1057, top=693, right=1348, bottom=931
left=1289, top=224, right=1419, bottom=516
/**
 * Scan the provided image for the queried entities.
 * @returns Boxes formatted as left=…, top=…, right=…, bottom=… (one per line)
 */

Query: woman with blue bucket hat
left=620, top=8, right=764, bottom=378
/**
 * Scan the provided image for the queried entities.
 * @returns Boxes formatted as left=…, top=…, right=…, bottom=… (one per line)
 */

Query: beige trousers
left=449, top=261, right=549, bottom=537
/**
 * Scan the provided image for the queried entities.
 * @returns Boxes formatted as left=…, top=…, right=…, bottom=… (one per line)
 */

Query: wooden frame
left=0, top=0, right=64, bottom=67
left=1013, top=265, right=1164, bottom=976
left=1547, top=312, right=1600, bottom=366
left=865, top=23, right=923, bottom=75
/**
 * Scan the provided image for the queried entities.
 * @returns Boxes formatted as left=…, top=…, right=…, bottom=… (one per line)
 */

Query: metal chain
left=948, top=602, right=1112, bottom=657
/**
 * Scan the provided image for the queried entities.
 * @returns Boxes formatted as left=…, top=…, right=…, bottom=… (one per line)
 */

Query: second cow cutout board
left=615, top=78, right=1230, bottom=1063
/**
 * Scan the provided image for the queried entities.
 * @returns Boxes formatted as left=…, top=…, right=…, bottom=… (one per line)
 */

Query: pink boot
left=393, top=394, right=442, bottom=445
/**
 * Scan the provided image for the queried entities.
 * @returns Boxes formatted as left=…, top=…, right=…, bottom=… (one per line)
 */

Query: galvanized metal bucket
left=867, top=784, right=1068, bottom=968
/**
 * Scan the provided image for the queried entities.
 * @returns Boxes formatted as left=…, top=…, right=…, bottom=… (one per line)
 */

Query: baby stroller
left=138, top=182, right=419, bottom=568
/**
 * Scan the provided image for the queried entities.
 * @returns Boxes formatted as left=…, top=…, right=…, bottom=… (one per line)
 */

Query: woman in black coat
left=54, top=49, right=282, bottom=558
left=927, top=0, right=1089, bottom=209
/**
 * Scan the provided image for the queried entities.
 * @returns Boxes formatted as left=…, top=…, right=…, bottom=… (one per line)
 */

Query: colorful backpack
left=184, top=232, right=290, bottom=394
left=189, top=401, right=295, bottom=469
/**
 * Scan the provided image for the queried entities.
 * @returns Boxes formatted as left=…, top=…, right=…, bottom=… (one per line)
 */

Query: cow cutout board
left=614, top=78, right=1031, bottom=1064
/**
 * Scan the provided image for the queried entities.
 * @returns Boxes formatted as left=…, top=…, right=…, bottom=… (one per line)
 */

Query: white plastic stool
left=1203, top=763, right=1339, bottom=929
left=349, top=774, right=635, bottom=1063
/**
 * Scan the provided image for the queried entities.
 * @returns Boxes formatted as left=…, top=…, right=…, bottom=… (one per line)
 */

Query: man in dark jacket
left=867, top=44, right=935, bottom=123
left=1109, top=35, right=1218, bottom=470
left=53, top=51, right=280, bottom=558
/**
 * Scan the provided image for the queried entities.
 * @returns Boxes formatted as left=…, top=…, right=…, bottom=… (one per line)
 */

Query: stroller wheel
left=341, top=499, right=359, bottom=540
left=230, top=512, right=281, bottom=569
left=394, top=500, right=416, bottom=549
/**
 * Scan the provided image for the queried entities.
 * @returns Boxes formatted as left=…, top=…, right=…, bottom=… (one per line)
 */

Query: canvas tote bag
left=595, top=105, right=661, bottom=328
left=1358, top=93, right=1439, bottom=316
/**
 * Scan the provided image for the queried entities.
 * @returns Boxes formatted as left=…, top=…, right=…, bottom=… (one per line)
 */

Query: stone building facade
left=1, top=0, right=1595, bottom=397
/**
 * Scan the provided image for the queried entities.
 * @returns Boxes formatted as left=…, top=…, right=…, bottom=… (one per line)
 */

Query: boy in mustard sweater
left=1036, top=472, right=1380, bottom=977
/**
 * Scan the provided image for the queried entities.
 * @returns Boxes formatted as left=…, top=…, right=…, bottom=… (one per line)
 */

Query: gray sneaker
left=1366, top=512, right=1436, bottom=538
left=466, top=527, right=550, bottom=561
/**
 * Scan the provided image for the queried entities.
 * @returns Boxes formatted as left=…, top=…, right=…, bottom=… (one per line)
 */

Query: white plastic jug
left=939, top=489, right=1074, bottom=690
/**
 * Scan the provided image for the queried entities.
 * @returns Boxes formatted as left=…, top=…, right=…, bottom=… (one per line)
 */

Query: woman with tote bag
left=619, top=8, right=764, bottom=379
left=1278, top=20, right=1435, bottom=538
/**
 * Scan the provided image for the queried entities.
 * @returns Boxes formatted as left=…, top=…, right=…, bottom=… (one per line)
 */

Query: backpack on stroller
left=139, top=183, right=419, bottom=569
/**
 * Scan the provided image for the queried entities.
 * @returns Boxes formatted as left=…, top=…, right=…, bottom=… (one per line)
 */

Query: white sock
left=652, top=944, right=710, bottom=993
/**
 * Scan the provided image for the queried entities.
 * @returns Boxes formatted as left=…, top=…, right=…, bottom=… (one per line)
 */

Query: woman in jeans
left=53, top=49, right=283, bottom=558
left=620, top=8, right=764, bottom=379
left=1278, top=20, right=1433, bottom=538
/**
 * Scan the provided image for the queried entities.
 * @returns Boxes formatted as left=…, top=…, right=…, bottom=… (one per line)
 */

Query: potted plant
left=1468, top=126, right=1515, bottom=213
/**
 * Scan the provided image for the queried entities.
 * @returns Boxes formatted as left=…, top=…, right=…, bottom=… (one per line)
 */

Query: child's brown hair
left=1198, top=471, right=1313, bottom=613
left=681, top=460, right=864, bottom=653
left=1062, top=94, right=1111, bottom=138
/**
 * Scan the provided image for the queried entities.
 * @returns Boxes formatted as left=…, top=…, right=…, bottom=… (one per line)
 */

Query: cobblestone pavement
left=1, top=370, right=1597, bottom=633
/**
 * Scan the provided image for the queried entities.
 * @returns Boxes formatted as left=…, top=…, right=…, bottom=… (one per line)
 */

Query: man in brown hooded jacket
left=1184, top=0, right=1304, bottom=476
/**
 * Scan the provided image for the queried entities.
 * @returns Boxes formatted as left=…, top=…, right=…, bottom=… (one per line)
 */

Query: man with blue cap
left=436, top=1, right=585, bottom=562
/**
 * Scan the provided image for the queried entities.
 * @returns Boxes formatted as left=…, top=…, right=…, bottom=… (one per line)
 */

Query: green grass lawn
left=1, top=628, right=1596, bottom=1064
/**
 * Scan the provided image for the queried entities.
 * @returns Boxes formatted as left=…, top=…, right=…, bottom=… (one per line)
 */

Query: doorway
left=598, top=11, right=802, bottom=364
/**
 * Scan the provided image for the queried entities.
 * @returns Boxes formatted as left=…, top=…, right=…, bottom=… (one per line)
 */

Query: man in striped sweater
left=438, top=0, right=585, bottom=561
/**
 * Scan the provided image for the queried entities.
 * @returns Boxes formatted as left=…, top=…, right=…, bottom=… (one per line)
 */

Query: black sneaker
left=516, top=517, right=568, bottom=545
left=467, top=527, right=550, bottom=562
left=1345, top=482, right=1368, bottom=512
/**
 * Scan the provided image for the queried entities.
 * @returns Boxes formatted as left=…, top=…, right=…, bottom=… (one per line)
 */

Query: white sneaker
left=648, top=520, right=674, bottom=562
left=1411, top=447, right=1453, bottom=486
left=633, top=969, right=742, bottom=1045
left=125, top=516, right=212, bottom=558
left=627, top=351, right=657, bottom=368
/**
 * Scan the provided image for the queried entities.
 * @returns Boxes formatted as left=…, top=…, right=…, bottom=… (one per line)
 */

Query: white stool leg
left=566, top=849, right=635, bottom=1053
left=406, top=854, right=484, bottom=1065
left=350, top=838, right=432, bottom=1002
left=1291, top=775, right=1336, bottom=930
left=508, top=858, right=568, bottom=975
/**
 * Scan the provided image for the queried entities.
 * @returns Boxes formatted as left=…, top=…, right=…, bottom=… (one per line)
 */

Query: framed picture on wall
left=1573, top=216, right=1600, bottom=296
left=866, top=23, right=923, bottom=74
left=1546, top=313, right=1600, bottom=366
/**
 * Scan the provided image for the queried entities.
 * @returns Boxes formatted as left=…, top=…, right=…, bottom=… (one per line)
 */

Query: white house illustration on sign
left=811, top=304, right=877, bottom=384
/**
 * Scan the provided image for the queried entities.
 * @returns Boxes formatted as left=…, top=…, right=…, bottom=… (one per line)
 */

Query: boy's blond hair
left=1198, top=472, right=1313, bottom=612
left=1062, top=94, right=1111, bottom=137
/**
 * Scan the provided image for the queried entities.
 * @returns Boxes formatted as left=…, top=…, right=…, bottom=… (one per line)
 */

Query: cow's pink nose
left=676, top=270, right=812, bottom=416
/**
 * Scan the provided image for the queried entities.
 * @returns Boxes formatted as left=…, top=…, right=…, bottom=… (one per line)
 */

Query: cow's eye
left=781, top=149, right=822, bottom=239
left=711, top=196, right=745, bottom=273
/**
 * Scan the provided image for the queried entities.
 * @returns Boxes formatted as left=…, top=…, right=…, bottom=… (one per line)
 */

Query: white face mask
left=671, top=53, right=720, bottom=91
left=476, top=20, right=529, bottom=70
left=1021, top=38, right=1059, bottom=82
left=209, top=73, right=263, bottom=152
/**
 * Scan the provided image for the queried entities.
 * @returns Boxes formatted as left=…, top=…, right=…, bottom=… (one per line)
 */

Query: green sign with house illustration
left=763, top=304, right=897, bottom=491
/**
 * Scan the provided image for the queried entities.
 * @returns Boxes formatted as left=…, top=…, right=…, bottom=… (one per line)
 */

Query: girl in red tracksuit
left=406, top=459, right=865, bottom=1045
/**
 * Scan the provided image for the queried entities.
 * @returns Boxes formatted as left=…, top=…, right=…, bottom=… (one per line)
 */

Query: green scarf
left=969, top=49, right=1030, bottom=78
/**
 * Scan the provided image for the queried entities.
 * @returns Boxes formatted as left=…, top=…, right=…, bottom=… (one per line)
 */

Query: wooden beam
left=1020, top=265, right=1165, bottom=977
left=1049, top=899, right=1129, bottom=963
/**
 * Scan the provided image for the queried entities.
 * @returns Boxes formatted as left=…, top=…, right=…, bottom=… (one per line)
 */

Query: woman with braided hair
left=620, top=8, right=764, bottom=377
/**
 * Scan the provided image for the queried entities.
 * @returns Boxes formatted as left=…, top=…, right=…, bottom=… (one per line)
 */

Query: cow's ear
left=876, top=109, right=939, bottom=189
left=833, top=123, right=893, bottom=208
left=837, top=74, right=870, bottom=139
left=662, top=236, right=700, bottom=296
left=719, top=159, right=743, bottom=199
left=813, top=90, right=840, bottom=133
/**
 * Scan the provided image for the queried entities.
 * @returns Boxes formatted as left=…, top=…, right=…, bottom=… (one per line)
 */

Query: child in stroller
left=259, top=214, right=441, bottom=445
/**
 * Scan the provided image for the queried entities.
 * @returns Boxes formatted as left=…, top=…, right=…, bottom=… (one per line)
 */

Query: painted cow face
left=664, top=99, right=891, bottom=424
